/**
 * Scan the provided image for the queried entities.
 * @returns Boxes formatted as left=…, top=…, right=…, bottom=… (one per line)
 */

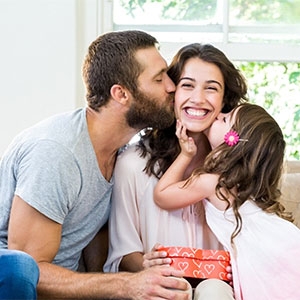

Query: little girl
left=154, top=103, right=300, bottom=300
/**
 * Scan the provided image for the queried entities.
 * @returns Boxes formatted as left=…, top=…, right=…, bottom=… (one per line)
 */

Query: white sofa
left=280, top=161, right=300, bottom=228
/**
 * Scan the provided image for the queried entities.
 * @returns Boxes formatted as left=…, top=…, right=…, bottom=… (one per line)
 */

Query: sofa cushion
left=280, top=172, right=300, bottom=228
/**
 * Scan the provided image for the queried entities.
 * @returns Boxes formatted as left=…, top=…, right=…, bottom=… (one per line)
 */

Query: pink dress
left=203, top=199, right=300, bottom=300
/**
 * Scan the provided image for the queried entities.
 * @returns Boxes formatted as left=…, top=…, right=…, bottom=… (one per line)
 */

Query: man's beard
left=126, top=89, right=175, bottom=130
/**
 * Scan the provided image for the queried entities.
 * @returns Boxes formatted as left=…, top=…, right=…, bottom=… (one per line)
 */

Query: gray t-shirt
left=0, top=108, right=112, bottom=270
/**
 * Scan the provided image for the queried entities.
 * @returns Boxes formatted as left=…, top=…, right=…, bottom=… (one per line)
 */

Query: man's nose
left=165, top=75, right=175, bottom=93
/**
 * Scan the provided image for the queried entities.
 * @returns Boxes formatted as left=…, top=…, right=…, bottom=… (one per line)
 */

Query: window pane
left=236, top=61, right=300, bottom=160
left=113, top=0, right=222, bottom=24
left=113, top=0, right=224, bottom=43
left=229, top=0, right=300, bottom=44
left=230, top=0, right=300, bottom=25
left=113, top=0, right=300, bottom=45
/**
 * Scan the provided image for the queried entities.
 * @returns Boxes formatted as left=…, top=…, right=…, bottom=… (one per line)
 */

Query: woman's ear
left=110, top=84, right=130, bottom=106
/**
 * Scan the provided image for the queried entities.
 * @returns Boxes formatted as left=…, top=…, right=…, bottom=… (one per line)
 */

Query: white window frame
left=90, top=0, right=300, bottom=63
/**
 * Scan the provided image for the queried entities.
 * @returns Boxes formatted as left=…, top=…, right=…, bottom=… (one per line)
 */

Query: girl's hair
left=191, top=103, right=293, bottom=242
left=139, top=43, right=248, bottom=177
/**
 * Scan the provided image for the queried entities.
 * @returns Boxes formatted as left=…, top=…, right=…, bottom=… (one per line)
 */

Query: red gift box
left=161, top=247, right=230, bottom=281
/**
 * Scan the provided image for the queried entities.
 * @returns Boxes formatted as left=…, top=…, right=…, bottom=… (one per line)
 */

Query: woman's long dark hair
left=139, top=43, right=248, bottom=178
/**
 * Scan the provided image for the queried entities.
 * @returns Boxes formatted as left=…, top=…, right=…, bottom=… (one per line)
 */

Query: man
left=0, top=30, right=191, bottom=299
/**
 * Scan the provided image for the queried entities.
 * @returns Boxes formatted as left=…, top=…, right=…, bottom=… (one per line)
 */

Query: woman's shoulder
left=115, top=142, right=149, bottom=173
left=118, top=142, right=145, bottom=161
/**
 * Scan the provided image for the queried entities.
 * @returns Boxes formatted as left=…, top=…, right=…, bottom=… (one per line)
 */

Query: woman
left=104, top=43, right=248, bottom=299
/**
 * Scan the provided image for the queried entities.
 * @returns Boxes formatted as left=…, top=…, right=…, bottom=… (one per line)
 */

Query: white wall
left=0, top=0, right=103, bottom=156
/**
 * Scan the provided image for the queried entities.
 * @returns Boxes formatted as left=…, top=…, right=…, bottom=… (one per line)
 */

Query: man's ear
left=110, top=84, right=130, bottom=106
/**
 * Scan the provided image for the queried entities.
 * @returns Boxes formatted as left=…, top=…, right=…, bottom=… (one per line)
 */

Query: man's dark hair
left=82, top=30, right=158, bottom=111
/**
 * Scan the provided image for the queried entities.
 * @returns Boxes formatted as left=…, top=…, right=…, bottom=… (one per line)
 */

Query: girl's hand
left=176, top=120, right=197, bottom=158
left=142, top=243, right=172, bottom=269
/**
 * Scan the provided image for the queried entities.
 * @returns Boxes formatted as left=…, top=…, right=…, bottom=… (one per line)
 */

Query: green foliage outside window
left=118, top=0, right=300, bottom=160
left=121, top=0, right=217, bottom=20
left=236, top=62, right=300, bottom=160
left=122, top=0, right=300, bottom=23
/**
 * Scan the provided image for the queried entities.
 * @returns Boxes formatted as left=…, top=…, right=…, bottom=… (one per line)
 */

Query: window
left=112, top=0, right=300, bottom=61
left=100, top=0, right=300, bottom=159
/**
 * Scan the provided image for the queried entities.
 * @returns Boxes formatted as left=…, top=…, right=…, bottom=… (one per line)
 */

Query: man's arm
left=8, top=196, right=191, bottom=299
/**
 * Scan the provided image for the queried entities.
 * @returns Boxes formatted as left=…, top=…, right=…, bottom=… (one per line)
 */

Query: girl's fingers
left=175, top=120, right=182, bottom=139
left=176, top=120, right=188, bottom=141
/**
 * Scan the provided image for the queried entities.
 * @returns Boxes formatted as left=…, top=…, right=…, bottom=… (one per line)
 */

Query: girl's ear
left=110, top=84, right=130, bottom=106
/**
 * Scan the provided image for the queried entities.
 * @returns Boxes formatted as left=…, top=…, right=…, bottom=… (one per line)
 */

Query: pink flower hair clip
left=224, top=130, right=248, bottom=146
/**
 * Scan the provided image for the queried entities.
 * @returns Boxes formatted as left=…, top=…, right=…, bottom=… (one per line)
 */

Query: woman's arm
left=103, top=144, right=151, bottom=272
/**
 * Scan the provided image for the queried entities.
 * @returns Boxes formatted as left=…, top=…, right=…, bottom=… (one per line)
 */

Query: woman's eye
left=181, top=83, right=193, bottom=87
left=207, top=86, right=217, bottom=91
left=223, top=117, right=226, bottom=123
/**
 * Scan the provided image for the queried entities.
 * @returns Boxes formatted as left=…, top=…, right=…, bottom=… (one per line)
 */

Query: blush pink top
left=104, top=143, right=223, bottom=272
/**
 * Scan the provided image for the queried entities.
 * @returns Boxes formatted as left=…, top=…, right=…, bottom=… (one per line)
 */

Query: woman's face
left=174, top=57, right=225, bottom=134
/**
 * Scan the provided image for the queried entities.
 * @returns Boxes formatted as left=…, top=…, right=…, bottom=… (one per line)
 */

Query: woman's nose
left=189, top=89, right=205, bottom=104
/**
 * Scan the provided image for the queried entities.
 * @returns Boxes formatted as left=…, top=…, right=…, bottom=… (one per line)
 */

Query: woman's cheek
left=174, top=108, right=180, bottom=119
left=173, top=98, right=182, bottom=119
